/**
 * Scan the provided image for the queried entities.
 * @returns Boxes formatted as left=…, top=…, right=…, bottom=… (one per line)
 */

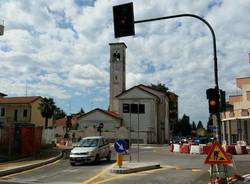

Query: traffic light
left=220, top=90, right=226, bottom=112
left=206, top=88, right=219, bottom=114
left=113, top=2, right=135, bottom=38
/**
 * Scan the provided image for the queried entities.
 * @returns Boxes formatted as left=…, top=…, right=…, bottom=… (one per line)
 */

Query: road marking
left=80, top=163, right=116, bottom=184
left=94, top=175, right=127, bottom=184
left=0, top=159, right=62, bottom=179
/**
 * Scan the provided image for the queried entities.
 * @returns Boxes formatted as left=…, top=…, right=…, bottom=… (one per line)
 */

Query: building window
left=123, top=104, right=145, bottom=114
left=131, top=104, right=138, bottom=113
left=1, top=108, right=5, bottom=117
left=23, top=109, right=27, bottom=117
left=123, top=104, right=130, bottom=113
left=14, top=109, right=18, bottom=121
left=139, top=104, right=145, bottom=114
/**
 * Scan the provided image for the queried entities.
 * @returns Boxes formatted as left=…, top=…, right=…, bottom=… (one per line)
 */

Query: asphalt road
left=0, top=145, right=249, bottom=184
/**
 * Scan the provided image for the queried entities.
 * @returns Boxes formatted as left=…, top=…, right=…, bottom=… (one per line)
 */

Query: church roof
left=78, top=108, right=122, bottom=120
left=116, top=85, right=160, bottom=100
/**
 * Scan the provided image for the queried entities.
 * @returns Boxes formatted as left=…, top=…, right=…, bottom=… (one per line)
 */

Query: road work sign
left=204, top=141, right=232, bottom=164
left=114, top=139, right=126, bottom=153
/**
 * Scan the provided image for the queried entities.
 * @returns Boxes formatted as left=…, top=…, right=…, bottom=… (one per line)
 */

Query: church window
left=113, top=50, right=120, bottom=61
left=139, top=104, right=145, bottom=113
left=123, top=104, right=130, bottom=113
left=131, top=104, right=138, bottom=113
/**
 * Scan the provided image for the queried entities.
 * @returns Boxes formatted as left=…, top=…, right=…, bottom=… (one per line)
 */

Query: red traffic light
left=113, top=2, right=135, bottom=38
left=209, top=99, right=216, bottom=106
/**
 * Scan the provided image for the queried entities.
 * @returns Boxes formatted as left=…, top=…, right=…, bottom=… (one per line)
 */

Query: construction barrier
left=199, top=144, right=206, bottom=154
left=235, top=145, right=242, bottom=155
left=169, top=144, right=174, bottom=152
left=190, top=145, right=200, bottom=154
left=241, top=146, right=248, bottom=154
left=227, top=145, right=237, bottom=155
left=180, top=144, right=190, bottom=153
left=173, top=144, right=180, bottom=152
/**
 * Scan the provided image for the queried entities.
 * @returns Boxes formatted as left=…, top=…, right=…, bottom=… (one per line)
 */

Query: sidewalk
left=0, top=147, right=63, bottom=177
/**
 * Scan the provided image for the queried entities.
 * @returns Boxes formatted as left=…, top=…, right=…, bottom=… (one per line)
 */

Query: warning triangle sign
left=204, top=141, right=232, bottom=164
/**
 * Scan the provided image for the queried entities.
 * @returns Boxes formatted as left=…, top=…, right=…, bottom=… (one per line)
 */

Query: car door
left=98, top=138, right=105, bottom=158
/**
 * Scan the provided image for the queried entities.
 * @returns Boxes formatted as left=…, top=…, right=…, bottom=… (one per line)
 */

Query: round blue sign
left=114, top=139, right=127, bottom=153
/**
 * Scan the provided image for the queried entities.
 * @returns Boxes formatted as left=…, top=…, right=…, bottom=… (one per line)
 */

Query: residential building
left=221, top=77, right=250, bottom=144
left=0, top=95, right=52, bottom=128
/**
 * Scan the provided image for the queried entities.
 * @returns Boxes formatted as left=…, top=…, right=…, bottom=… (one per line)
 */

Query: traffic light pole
left=134, top=14, right=222, bottom=143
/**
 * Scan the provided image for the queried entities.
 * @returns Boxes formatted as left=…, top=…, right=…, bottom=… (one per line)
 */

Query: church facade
left=78, top=42, right=177, bottom=144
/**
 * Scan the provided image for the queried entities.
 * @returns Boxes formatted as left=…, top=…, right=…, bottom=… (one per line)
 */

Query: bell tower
left=109, top=42, right=126, bottom=113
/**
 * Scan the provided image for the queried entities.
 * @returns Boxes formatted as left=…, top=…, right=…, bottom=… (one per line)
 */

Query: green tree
left=39, top=97, right=56, bottom=129
left=80, top=107, right=85, bottom=114
left=53, top=107, right=66, bottom=120
left=150, top=83, right=170, bottom=95
left=191, top=121, right=197, bottom=131
left=182, top=114, right=191, bottom=136
left=197, top=121, right=204, bottom=129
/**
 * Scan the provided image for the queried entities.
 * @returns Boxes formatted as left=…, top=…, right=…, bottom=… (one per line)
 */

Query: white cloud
left=0, top=0, right=250, bottom=124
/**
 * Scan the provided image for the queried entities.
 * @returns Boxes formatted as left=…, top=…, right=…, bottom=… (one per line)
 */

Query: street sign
left=114, top=139, right=127, bottom=153
left=204, top=141, right=232, bottom=164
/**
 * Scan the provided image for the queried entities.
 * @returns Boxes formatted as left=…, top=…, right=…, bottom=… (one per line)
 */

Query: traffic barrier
left=199, top=144, right=206, bottom=154
left=226, top=145, right=237, bottom=155
left=180, top=144, right=190, bottom=153
left=168, top=144, right=174, bottom=152
left=190, top=145, right=200, bottom=154
left=173, top=144, right=180, bottom=152
left=241, top=146, right=248, bottom=154
left=235, top=145, right=242, bottom=155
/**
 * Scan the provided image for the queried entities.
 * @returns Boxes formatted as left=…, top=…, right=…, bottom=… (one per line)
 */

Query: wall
left=31, top=99, right=53, bottom=128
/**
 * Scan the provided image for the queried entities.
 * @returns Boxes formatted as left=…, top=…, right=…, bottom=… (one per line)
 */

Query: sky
left=0, top=0, right=250, bottom=125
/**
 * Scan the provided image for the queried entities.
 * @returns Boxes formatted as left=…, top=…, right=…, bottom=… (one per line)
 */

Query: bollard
left=116, top=153, right=123, bottom=168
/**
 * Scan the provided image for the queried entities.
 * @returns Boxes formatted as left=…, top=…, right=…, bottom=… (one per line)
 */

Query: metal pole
left=134, top=14, right=221, bottom=143
left=137, top=102, right=140, bottom=162
left=129, top=104, right=132, bottom=162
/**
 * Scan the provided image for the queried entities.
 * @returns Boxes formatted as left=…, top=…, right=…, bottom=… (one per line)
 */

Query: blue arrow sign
left=114, top=139, right=127, bottom=153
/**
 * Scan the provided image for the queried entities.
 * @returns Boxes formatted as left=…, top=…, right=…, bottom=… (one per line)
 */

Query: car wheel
left=70, top=162, right=75, bottom=166
left=106, top=151, right=111, bottom=161
left=95, top=154, right=100, bottom=163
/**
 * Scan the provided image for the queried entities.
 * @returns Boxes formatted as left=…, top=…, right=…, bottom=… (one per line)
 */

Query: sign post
left=114, top=139, right=127, bottom=168
left=204, top=141, right=232, bottom=183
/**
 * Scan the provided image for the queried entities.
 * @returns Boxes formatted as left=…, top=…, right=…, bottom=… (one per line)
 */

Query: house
left=221, top=76, right=250, bottom=145
left=117, top=84, right=170, bottom=143
left=0, top=95, right=52, bottom=128
left=78, top=108, right=122, bottom=131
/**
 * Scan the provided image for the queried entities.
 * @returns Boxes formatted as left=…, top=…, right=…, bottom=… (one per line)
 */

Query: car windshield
left=78, top=138, right=99, bottom=147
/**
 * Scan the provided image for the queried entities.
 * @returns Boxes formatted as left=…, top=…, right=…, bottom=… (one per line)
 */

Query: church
left=78, top=42, right=178, bottom=144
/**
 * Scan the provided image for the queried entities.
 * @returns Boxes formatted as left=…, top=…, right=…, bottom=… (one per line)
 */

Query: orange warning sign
left=204, top=141, right=232, bottom=164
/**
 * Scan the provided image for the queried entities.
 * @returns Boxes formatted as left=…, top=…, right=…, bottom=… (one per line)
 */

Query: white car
left=69, top=136, right=111, bottom=165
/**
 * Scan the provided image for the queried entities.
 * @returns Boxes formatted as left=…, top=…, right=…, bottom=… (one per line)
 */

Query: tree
left=53, top=107, right=66, bottom=120
left=191, top=121, right=197, bottom=131
left=150, top=83, right=170, bottom=95
left=197, top=121, right=204, bottom=129
left=38, top=97, right=56, bottom=129
left=180, top=114, right=191, bottom=136
left=80, top=107, right=85, bottom=114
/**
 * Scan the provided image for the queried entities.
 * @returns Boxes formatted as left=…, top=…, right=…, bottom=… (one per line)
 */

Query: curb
left=0, top=151, right=63, bottom=177
left=110, top=163, right=160, bottom=174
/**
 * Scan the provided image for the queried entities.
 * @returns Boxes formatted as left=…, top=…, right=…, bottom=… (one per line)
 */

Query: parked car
left=69, top=136, right=111, bottom=166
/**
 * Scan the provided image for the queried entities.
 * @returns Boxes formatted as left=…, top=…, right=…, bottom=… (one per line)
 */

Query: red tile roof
left=0, top=96, right=41, bottom=104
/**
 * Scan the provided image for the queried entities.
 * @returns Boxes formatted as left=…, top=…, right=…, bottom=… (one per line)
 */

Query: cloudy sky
left=0, top=0, right=250, bottom=125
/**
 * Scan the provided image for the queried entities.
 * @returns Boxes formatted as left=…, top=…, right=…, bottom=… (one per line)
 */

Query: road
left=0, top=145, right=249, bottom=184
